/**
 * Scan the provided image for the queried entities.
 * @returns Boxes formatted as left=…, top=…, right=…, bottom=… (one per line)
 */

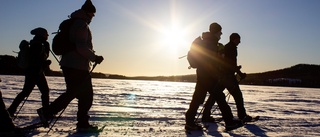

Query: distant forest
left=1, top=55, right=320, bottom=88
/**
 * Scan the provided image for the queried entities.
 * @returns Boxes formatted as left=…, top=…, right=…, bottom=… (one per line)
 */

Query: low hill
left=135, top=64, right=320, bottom=88
left=1, top=55, right=319, bottom=88
left=126, top=64, right=320, bottom=88
left=240, top=64, right=320, bottom=88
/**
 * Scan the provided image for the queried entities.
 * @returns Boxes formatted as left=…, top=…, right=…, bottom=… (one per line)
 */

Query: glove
left=42, top=60, right=51, bottom=68
left=239, top=72, right=247, bottom=80
left=94, top=55, right=104, bottom=64
left=45, top=60, right=52, bottom=66
left=237, top=65, right=242, bottom=70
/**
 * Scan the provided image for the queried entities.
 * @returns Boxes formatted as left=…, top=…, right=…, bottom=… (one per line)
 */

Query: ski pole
left=47, top=62, right=98, bottom=134
left=15, top=50, right=59, bottom=121
left=49, top=49, right=60, bottom=64
left=194, top=90, right=230, bottom=122
left=90, top=62, right=98, bottom=74
left=194, top=79, right=221, bottom=123
left=0, top=79, right=29, bottom=120
left=210, top=92, right=230, bottom=114
left=209, top=76, right=244, bottom=114
left=178, top=55, right=187, bottom=59
left=12, top=96, right=29, bottom=121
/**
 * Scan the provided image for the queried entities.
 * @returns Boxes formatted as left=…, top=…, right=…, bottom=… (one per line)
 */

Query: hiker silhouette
left=37, top=0, right=104, bottom=132
left=185, top=23, right=243, bottom=131
left=8, top=27, right=51, bottom=118
left=203, top=33, right=254, bottom=123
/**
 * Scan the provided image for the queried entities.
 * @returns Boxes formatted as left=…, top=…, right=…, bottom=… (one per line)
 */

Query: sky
left=1, top=0, right=320, bottom=77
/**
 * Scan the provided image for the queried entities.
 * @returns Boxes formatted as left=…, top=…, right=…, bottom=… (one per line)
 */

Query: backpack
left=52, top=18, right=76, bottom=55
left=187, top=36, right=204, bottom=69
left=17, top=40, right=30, bottom=69
left=217, top=43, right=225, bottom=57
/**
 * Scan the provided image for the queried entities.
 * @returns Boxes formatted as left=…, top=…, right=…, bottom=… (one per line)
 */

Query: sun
left=159, top=25, right=188, bottom=55
left=163, top=27, right=185, bottom=47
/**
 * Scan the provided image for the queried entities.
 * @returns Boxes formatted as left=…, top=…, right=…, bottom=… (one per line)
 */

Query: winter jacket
left=28, top=36, right=50, bottom=73
left=196, top=32, right=221, bottom=79
left=60, top=9, right=96, bottom=71
left=224, top=41, right=238, bottom=75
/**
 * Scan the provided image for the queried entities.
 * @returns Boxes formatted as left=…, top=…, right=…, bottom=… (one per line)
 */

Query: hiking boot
left=240, top=115, right=253, bottom=123
left=185, top=122, right=203, bottom=130
left=37, top=108, right=51, bottom=128
left=202, top=116, right=216, bottom=123
left=225, top=120, right=244, bottom=131
left=76, top=124, right=99, bottom=133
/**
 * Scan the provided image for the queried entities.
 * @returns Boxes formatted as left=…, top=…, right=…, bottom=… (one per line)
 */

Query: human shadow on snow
left=199, top=118, right=267, bottom=137
left=242, top=123, right=267, bottom=137
left=185, top=129, right=205, bottom=137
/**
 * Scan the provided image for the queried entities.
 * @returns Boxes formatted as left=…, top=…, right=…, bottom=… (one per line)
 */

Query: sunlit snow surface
left=1, top=75, right=320, bottom=137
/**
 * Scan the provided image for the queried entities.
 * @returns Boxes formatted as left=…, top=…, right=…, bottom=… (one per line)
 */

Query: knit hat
left=230, top=33, right=240, bottom=40
left=30, top=27, right=48, bottom=36
left=81, top=0, right=96, bottom=13
left=209, top=22, right=222, bottom=33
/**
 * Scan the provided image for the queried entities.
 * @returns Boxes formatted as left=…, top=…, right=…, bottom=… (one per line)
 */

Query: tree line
left=1, top=55, right=319, bottom=88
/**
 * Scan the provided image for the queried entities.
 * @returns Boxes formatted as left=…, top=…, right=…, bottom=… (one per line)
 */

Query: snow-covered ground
left=1, top=75, right=320, bottom=137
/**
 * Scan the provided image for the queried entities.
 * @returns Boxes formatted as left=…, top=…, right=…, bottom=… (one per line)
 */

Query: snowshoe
left=225, top=120, right=244, bottom=131
left=37, top=108, right=50, bottom=128
left=240, top=115, right=260, bottom=123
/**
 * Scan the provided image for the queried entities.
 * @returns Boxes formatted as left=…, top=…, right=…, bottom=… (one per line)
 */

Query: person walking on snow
left=185, top=23, right=243, bottom=131
left=8, top=27, right=51, bottom=118
left=202, top=33, right=254, bottom=123
left=37, top=0, right=104, bottom=132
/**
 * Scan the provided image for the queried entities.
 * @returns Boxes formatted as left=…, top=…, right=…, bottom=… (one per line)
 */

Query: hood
left=202, top=32, right=214, bottom=40
left=201, top=32, right=219, bottom=52
left=202, top=32, right=212, bottom=39
left=70, top=9, right=91, bottom=23
left=202, top=32, right=219, bottom=41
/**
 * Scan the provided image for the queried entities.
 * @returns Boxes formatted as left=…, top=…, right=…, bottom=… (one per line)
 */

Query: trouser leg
left=46, top=68, right=78, bottom=115
left=37, top=72, right=50, bottom=108
left=0, top=91, right=15, bottom=131
left=203, top=85, right=225, bottom=119
left=8, top=74, right=35, bottom=114
left=224, top=76, right=246, bottom=119
left=202, top=94, right=215, bottom=119
left=212, top=89, right=234, bottom=125
left=185, top=80, right=209, bottom=124
left=76, top=75, right=93, bottom=126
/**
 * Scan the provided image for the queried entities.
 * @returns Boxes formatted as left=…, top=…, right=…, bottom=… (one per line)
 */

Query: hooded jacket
left=60, top=9, right=96, bottom=71
left=196, top=32, right=221, bottom=79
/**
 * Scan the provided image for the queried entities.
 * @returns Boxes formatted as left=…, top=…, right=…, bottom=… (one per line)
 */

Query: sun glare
left=160, top=25, right=188, bottom=55
left=163, top=27, right=185, bottom=46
